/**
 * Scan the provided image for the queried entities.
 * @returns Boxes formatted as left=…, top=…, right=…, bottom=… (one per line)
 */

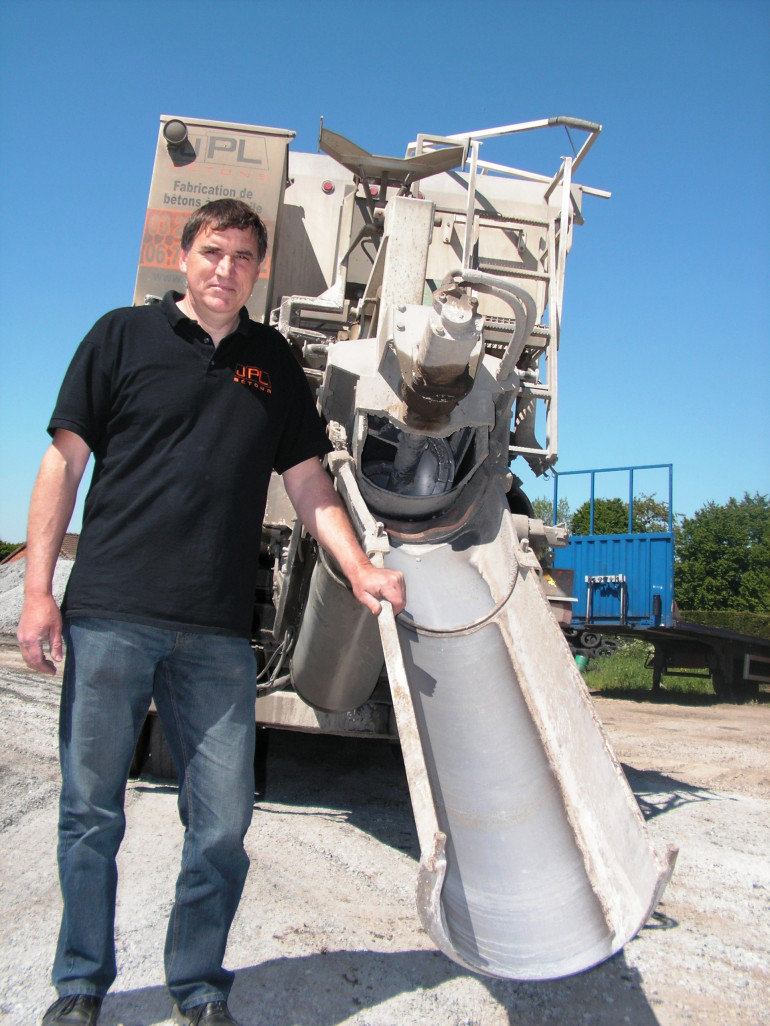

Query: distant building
left=0, top=533, right=80, bottom=565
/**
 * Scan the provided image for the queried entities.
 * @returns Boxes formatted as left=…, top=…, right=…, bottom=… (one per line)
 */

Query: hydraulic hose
left=441, top=268, right=537, bottom=380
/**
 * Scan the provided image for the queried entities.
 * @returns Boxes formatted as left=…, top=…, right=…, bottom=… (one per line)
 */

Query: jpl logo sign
left=188, top=133, right=270, bottom=168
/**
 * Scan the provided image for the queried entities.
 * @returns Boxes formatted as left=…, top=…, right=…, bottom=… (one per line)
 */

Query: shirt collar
left=161, top=291, right=251, bottom=342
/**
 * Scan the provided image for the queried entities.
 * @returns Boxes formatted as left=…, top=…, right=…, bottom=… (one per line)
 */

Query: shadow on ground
left=101, top=945, right=664, bottom=1026
left=115, top=730, right=674, bottom=1025
left=621, top=763, right=729, bottom=820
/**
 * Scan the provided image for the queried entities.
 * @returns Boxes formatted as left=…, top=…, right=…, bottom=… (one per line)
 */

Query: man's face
left=179, top=225, right=262, bottom=322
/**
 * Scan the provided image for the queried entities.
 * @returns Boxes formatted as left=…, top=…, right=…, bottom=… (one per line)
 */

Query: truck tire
left=254, top=726, right=270, bottom=799
left=145, top=713, right=178, bottom=782
left=578, top=631, right=602, bottom=650
left=128, top=716, right=152, bottom=778
left=134, top=713, right=271, bottom=793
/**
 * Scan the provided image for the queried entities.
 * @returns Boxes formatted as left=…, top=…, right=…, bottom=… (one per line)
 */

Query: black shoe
left=41, top=995, right=102, bottom=1025
left=173, top=1001, right=242, bottom=1026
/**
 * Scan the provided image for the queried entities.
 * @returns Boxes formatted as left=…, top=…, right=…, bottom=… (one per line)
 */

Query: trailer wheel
left=708, top=649, right=760, bottom=702
left=731, top=657, right=759, bottom=703
left=733, top=679, right=760, bottom=702
left=707, top=649, right=729, bottom=700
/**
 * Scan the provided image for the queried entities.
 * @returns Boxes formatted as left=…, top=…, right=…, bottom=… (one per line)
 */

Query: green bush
left=584, top=639, right=714, bottom=698
left=679, top=609, right=770, bottom=641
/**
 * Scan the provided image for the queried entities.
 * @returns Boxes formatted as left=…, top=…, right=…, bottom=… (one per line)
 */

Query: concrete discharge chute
left=296, top=251, right=675, bottom=977
left=136, top=115, right=676, bottom=980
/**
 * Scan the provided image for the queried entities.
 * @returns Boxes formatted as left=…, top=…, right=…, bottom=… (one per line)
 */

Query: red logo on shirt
left=234, top=364, right=272, bottom=394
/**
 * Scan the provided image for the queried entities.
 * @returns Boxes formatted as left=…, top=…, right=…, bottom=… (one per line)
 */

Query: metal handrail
left=553, top=464, right=675, bottom=534
left=407, top=116, right=610, bottom=200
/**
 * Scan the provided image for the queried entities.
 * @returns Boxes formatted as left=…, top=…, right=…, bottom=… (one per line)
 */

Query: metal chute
left=329, top=450, right=675, bottom=979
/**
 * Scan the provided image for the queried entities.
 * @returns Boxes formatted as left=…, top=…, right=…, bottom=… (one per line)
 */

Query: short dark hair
left=181, top=199, right=268, bottom=262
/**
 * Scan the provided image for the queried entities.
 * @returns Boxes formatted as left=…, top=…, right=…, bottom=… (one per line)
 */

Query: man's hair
left=181, top=199, right=269, bottom=262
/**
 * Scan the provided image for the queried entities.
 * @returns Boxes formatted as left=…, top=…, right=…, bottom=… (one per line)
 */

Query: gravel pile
left=0, top=558, right=73, bottom=635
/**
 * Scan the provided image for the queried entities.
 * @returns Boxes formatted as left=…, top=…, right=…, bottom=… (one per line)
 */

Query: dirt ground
left=0, top=637, right=767, bottom=1026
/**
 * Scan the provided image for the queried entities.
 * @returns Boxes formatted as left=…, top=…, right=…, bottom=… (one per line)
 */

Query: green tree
left=674, top=493, right=770, bottom=612
left=632, top=493, right=671, bottom=532
left=531, top=496, right=571, bottom=524
left=571, top=497, right=628, bottom=534
left=570, top=493, right=670, bottom=535
left=0, top=540, right=22, bottom=561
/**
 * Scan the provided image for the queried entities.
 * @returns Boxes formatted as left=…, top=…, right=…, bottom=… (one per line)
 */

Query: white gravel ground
left=1, top=560, right=768, bottom=1026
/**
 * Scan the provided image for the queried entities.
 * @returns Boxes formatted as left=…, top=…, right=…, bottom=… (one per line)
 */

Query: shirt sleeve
left=272, top=351, right=333, bottom=475
left=47, top=314, right=115, bottom=456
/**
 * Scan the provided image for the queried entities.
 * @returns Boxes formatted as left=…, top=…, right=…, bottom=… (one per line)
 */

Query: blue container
left=553, top=531, right=674, bottom=628
left=549, top=464, right=675, bottom=629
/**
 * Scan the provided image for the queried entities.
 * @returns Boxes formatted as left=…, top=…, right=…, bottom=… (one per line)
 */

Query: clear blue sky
left=1, top=0, right=768, bottom=541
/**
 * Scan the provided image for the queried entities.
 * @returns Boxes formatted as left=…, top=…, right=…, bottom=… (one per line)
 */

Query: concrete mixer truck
left=131, top=114, right=676, bottom=981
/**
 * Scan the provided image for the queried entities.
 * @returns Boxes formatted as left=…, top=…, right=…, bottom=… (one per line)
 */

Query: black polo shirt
left=50, top=292, right=332, bottom=637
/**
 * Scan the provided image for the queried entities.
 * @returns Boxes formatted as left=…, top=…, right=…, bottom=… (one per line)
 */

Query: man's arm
left=17, top=429, right=92, bottom=673
left=282, top=457, right=406, bottom=616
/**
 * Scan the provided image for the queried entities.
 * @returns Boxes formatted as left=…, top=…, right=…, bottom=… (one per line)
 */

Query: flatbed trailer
left=551, top=465, right=770, bottom=700
left=643, top=619, right=770, bottom=701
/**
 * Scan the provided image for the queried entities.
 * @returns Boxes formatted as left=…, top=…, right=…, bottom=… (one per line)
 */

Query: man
left=17, top=199, right=405, bottom=1026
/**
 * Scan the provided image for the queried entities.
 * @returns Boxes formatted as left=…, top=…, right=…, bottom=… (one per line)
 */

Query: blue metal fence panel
left=553, top=532, right=675, bottom=628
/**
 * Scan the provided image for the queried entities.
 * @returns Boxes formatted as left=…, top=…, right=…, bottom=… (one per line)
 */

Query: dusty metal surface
left=384, top=483, right=675, bottom=979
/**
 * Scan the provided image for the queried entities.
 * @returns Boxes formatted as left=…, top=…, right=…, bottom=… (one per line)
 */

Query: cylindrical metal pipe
left=291, top=549, right=384, bottom=713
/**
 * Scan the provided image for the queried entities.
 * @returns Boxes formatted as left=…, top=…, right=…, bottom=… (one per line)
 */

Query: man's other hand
left=17, top=595, right=64, bottom=674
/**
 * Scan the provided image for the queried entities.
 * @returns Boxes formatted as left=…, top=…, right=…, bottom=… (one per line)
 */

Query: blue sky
left=0, top=0, right=768, bottom=541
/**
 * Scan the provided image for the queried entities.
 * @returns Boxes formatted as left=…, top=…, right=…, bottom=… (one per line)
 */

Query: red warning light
left=322, top=180, right=335, bottom=194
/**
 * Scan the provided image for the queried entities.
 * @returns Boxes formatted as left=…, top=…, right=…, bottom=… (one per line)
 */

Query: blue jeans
left=53, top=617, right=256, bottom=1010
